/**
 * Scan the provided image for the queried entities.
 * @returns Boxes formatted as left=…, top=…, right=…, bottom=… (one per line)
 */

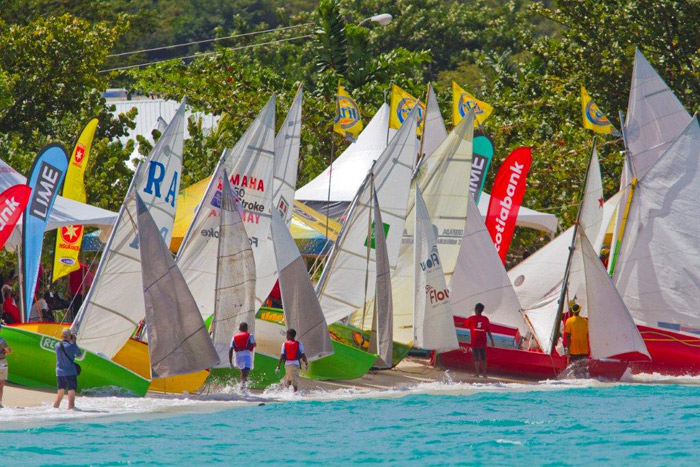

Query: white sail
left=136, top=195, right=218, bottom=378
left=317, top=107, right=419, bottom=325
left=273, top=86, right=302, bottom=224
left=74, top=99, right=186, bottom=358
left=579, top=145, right=604, bottom=243
left=614, top=117, right=700, bottom=331
left=421, top=84, right=448, bottom=159
left=367, top=183, right=394, bottom=368
left=577, top=229, right=649, bottom=360
left=413, top=186, right=458, bottom=352
left=508, top=193, right=620, bottom=309
left=211, top=174, right=256, bottom=366
left=625, top=49, right=692, bottom=178
left=177, top=97, right=276, bottom=318
left=355, top=110, right=474, bottom=343
left=450, top=194, right=528, bottom=332
left=271, top=207, right=333, bottom=361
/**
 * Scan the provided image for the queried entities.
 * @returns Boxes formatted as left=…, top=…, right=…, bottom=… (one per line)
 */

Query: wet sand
left=3, top=356, right=528, bottom=409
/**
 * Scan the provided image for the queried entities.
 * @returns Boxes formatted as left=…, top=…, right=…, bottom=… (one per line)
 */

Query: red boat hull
left=435, top=341, right=568, bottom=380
left=435, top=342, right=629, bottom=381
left=630, top=325, right=700, bottom=376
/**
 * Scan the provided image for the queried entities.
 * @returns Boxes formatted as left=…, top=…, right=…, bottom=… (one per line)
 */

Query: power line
left=99, top=34, right=313, bottom=73
left=107, top=23, right=314, bottom=58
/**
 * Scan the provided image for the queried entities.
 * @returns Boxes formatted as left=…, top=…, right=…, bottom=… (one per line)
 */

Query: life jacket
left=232, top=331, right=254, bottom=352
left=283, top=340, right=301, bottom=361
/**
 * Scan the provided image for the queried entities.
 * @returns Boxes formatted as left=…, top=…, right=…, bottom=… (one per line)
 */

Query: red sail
left=485, top=147, right=532, bottom=264
left=0, top=184, right=32, bottom=250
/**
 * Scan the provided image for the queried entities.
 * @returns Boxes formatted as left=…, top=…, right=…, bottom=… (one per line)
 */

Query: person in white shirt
left=228, top=322, right=256, bottom=389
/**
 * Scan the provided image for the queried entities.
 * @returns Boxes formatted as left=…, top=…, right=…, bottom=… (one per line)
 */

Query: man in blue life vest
left=228, top=322, right=256, bottom=389
left=275, top=328, right=308, bottom=392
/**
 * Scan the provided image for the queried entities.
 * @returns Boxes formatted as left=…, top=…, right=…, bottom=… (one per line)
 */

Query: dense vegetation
left=0, top=0, right=697, bottom=264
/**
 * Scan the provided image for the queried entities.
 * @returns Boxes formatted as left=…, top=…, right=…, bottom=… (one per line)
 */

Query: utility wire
left=106, top=23, right=314, bottom=58
left=100, top=34, right=312, bottom=73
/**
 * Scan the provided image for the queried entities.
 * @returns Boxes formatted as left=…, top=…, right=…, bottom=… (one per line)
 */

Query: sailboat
left=361, top=107, right=475, bottom=348
left=438, top=145, right=649, bottom=379
left=413, top=186, right=459, bottom=353
left=316, top=106, right=420, bottom=366
left=176, top=96, right=280, bottom=389
left=3, top=100, right=191, bottom=396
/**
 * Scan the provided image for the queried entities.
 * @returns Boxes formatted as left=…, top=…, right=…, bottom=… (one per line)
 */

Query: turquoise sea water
left=2, top=383, right=700, bottom=465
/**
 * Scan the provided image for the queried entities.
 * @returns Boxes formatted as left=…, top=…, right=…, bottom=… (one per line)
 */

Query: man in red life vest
left=228, top=322, right=256, bottom=389
left=464, top=303, right=494, bottom=378
left=275, top=328, right=308, bottom=392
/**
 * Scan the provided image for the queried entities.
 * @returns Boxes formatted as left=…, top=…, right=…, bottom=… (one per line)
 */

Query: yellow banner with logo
left=389, top=85, right=425, bottom=135
left=52, top=118, right=98, bottom=282
left=581, top=86, right=618, bottom=135
left=334, top=85, right=363, bottom=141
left=452, top=81, right=493, bottom=127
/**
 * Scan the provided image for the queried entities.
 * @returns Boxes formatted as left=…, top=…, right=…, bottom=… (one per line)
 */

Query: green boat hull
left=329, top=322, right=413, bottom=367
left=257, top=307, right=377, bottom=380
left=0, top=326, right=150, bottom=396
left=207, top=352, right=283, bottom=390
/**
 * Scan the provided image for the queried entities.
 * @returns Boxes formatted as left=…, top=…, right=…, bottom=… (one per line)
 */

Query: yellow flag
left=334, top=85, right=363, bottom=141
left=581, top=86, right=618, bottom=135
left=52, top=118, right=98, bottom=282
left=389, top=84, right=425, bottom=135
left=452, top=81, right=493, bottom=127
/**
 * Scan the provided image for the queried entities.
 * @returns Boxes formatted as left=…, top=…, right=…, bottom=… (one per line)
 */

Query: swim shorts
left=57, top=375, right=78, bottom=391
left=235, top=353, right=253, bottom=370
left=284, top=364, right=299, bottom=387
left=0, top=363, right=7, bottom=380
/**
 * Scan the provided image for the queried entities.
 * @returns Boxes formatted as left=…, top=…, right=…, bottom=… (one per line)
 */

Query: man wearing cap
left=53, top=328, right=82, bottom=410
left=564, top=303, right=589, bottom=376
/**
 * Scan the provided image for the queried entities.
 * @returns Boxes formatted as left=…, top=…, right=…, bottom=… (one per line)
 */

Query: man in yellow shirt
left=564, top=303, right=589, bottom=363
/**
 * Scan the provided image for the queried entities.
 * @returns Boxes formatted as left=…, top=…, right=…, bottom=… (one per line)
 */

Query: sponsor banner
left=389, top=84, right=425, bottom=135
left=53, top=118, right=98, bottom=281
left=0, top=184, right=32, bottom=250
left=485, top=147, right=532, bottom=264
left=471, top=132, right=494, bottom=204
left=23, top=144, right=68, bottom=317
left=333, top=85, right=363, bottom=141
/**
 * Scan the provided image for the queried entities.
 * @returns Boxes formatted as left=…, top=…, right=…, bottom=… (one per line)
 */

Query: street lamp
left=357, top=13, right=393, bottom=27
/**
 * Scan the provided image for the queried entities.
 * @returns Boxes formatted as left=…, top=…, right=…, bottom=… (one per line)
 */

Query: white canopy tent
left=0, top=157, right=117, bottom=248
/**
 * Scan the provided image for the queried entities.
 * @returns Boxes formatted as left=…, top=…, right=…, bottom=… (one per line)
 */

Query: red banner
left=485, top=147, right=532, bottom=264
left=0, top=184, right=32, bottom=250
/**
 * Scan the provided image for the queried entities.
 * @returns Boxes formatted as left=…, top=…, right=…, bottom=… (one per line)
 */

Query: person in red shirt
left=1, top=285, right=20, bottom=324
left=464, top=303, right=495, bottom=378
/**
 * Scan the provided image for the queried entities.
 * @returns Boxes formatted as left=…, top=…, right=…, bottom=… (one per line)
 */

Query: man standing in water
left=0, top=325, right=12, bottom=408
left=54, top=328, right=81, bottom=410
left=276, top=328, right=308, bottom=392
left=229, top=322, right=256, bottom=389
left=564, top=303, right=589, bottom=377
left=465, top=303, right=494, bottom=378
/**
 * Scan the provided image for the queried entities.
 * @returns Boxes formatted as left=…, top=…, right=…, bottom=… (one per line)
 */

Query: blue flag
left=23, top=144, right=68, bottom=319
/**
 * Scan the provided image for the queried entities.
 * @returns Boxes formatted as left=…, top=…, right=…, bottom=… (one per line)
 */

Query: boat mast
left=607, top=110, right=637, bottom=276
left=548, top=138, right=597, bottom=353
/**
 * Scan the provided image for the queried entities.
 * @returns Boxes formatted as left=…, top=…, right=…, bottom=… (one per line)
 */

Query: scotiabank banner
left=485, top=147, right=532, bottom=264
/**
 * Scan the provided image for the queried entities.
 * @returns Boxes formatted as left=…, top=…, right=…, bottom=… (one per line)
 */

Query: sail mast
left=549, top=138, right=597, bottom=353
left=607, top=110, right=637, bottom=276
